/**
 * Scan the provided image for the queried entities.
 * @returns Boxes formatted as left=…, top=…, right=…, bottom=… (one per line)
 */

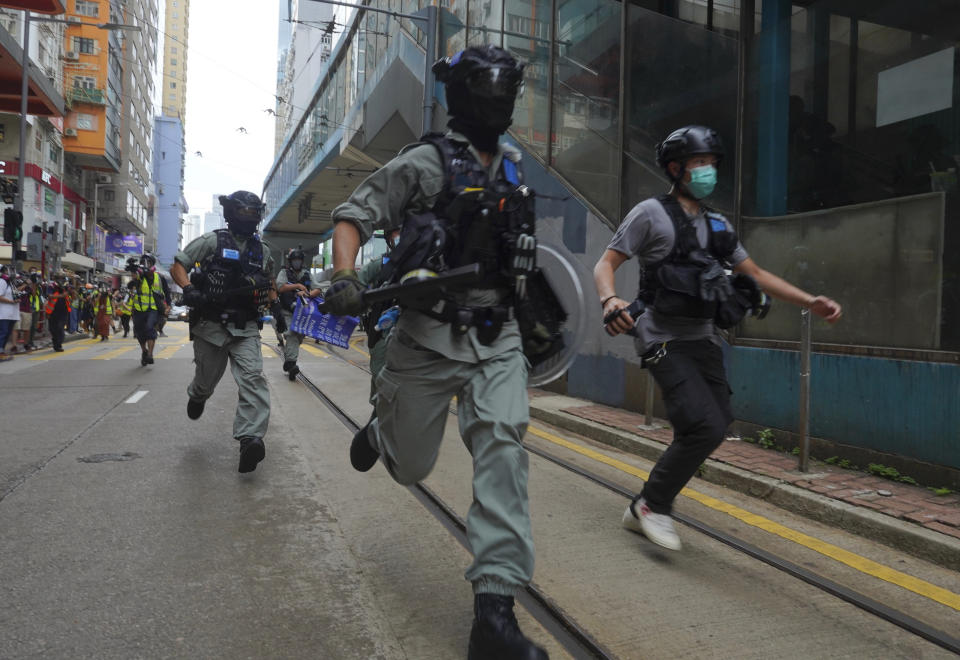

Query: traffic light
left=3, top=208, right=23, bottom=243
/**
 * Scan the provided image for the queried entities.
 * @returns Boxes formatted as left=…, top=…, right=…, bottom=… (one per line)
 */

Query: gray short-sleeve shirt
left=607, top=197, right=749, bottom=353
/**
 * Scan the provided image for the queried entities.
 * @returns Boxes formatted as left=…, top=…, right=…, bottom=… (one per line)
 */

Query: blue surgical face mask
left=686, top=164, right=717, bottom=199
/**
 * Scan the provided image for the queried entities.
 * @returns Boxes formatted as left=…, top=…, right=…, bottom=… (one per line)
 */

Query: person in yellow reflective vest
left=93, top=288, right=114, bottom=341
left=128, top=253, right=166, bottom=365
left=118, top=281, right=134, bottom=338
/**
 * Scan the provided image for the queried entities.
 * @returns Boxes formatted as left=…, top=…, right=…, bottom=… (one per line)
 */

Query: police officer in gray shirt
left=594, top=126, right=842, bottom=551
left=325, top=46, right=548, bottom=660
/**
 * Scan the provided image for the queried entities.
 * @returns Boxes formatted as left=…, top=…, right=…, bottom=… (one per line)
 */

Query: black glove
left=323, top=269, right=365, bottom=316
left=182, top=284, right=205, bottom=308
left=274, top=310, right=288, bottom=334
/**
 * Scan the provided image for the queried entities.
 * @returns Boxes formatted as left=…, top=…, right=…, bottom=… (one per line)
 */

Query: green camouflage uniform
left=175, top=232, right=275, bottom=441
left=332, top=131, right=532, bottom=597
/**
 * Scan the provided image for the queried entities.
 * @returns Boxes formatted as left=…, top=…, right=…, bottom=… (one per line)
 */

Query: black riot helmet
left=655, top=126, right=725, bottom=182
left=286, top=246, right=305, bottom=272
left=219, top=190, right=266, bottom=235
left=433, top=45, right=525, bottom=137
left=140, top=251, right=157, bottom=270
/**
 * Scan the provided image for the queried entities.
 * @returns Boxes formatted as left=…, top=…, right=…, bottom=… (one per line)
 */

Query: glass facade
left=265, top=0, right=959, bottom=357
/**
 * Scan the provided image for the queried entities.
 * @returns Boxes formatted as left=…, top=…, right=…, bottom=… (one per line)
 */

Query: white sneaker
left=622, top=498, right=682, bottom=551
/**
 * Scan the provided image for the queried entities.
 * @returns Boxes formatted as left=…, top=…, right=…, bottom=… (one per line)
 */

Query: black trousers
left=49, top=314, right=66, bottom=350
left=640, top=339, right=733, bottom=514
left=120, top=314, right=130, bottom=335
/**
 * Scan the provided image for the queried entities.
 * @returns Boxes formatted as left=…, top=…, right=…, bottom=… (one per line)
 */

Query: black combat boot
left=287, top=363, right=300, bottom=381
left=238, top=437, right=265, bottom=473
left=187, top=398, right=205, bottom=420
left=282, top=360, right=294, bottom=372
left=468, top=594, right=549, bottom=660
left=349, top=419, right=379, bottom=472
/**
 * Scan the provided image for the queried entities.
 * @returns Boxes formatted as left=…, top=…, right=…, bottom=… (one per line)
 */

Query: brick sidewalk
left=541, top=398, right=960, bottom=542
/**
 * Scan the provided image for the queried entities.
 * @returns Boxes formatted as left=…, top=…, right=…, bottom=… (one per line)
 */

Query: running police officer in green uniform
left=326, top=46, right=549, bottom=660
left=170, top=190, right=282, bottom=474
left=594, top=126, right=842, bottom=551
left=276, top=246, right=322, bottom=380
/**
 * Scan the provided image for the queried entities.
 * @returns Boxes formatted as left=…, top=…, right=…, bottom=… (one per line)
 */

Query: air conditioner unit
left=64, top=128, right=78, bottom=137
left=64, top=50, right=79, bottom=60
left=96, top=174, right=111, bottom=184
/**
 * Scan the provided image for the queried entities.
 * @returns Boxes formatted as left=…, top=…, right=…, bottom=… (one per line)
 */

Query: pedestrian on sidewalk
left=0, top=265, right=19, bottom=360
left=593, top=125, right=843, bottom=552
left=44, top=283, right=71, bottom=351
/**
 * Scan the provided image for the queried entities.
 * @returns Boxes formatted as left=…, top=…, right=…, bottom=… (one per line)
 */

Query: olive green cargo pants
left=280, top=311, right=304, bottom=365
left=188, top=335, right=270, bottom=439
left=369, top=330, right=533, bottom=596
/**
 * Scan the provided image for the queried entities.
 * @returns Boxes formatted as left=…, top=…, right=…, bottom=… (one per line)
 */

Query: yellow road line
left=29, top=339, right=100, bottom=360
left=349, top=337, right=370, bottom=358
left=526, top=424, right=960, bottom=612
left=156, top=343, right=186, bottom=359
left=300, top=343, right=329, bottom=358
left=92, top=345, right=139, bottom=360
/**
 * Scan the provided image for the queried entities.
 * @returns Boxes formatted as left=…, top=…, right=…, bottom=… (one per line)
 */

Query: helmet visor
left=465, top=67, right=523, bottom=99
left=231, top=204, right=264, bottom=220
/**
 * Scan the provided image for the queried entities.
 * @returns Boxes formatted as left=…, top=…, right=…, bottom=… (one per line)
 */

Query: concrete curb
left=529, top=397, right=960, bottom=571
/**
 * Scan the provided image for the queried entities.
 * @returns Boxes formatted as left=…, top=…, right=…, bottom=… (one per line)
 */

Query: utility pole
left=13, top=10, right=32, bottom=274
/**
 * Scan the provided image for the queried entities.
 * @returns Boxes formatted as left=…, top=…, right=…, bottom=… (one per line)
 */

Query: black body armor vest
left=380, top=133, right=534, bottom=290
left=278, top=269, right=311, bottom=311
left=638, top=195, right=739, bottom=321
left=195, top=230, right=272, bottom=328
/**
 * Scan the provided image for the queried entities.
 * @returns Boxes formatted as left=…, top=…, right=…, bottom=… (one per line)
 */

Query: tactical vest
left=196, top=229, right=272, bottom=328
left=278, top=269, right=311, bottom=311
left=638, top=194, right=739, bottom=321
left=380, top=133, right=534, bottom=290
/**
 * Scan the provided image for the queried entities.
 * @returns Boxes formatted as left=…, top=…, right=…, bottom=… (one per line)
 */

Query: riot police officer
left=275, top=246, right=322, bottom=380
left=327, top=46, right=549, bottom=660
left=594, top=126, right=842, bottom=551
left=169, top=190, right=281, bottom=473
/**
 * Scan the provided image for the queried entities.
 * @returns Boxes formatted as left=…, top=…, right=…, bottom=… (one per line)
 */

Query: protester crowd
left=0, top=266, right=175, bottom=360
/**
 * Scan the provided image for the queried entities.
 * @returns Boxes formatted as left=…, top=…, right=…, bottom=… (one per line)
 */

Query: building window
left=171, top=46, right=177, bottom=54
left=170, top=82, right=176, bottom=89
left=75, top=0, right=98, bottom=17
left=105, top=190, right=115, bottom=202
left=170, top=58, right=177, bottom=65
left=48, top=143, right=60, bottom=164
left=168, top=93, right=176, bottom=99
left=76, top=113, right=95, bottom=130
left=172, top=11, right=177, bottom=18
left=44, top=187, right=55, bottom=214
left=34, top=131, right=41, bottom=151
left=73, top=75, right=96, bottom=89
left=73, top=36, right=96, bottom=54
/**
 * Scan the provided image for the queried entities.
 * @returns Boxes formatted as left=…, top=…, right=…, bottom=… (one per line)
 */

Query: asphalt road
left=1, top=322, right=957, bottom=659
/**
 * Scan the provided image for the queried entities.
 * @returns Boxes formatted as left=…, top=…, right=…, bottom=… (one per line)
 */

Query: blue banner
left=105, top=233, right=143, bottom=254
left=290, top=297, right=359, bottom=348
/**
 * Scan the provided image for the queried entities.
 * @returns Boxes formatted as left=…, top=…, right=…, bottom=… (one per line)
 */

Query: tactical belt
left=420, top=298, right=514, bottom=346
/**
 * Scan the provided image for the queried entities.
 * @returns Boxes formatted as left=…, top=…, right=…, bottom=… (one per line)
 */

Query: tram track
left=273, top=340, right=960, bottom=657
left=270, top=342, right=615, bottom=660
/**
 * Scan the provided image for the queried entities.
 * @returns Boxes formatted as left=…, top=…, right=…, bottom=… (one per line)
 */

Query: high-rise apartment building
left=59, top=0, right=159, bottom=276
left=160, top=0, right=188, bottom=121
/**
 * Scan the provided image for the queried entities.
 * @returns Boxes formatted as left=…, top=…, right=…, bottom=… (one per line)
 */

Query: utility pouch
left=714, top=273, right=768, bottom=329
left=653, top=262, right=716, bottom=319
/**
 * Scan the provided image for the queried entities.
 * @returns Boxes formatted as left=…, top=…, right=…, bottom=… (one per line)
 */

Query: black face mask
left=228, top=219, right=258, bottom=236
left=289, top=259, right=303, bottom=271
